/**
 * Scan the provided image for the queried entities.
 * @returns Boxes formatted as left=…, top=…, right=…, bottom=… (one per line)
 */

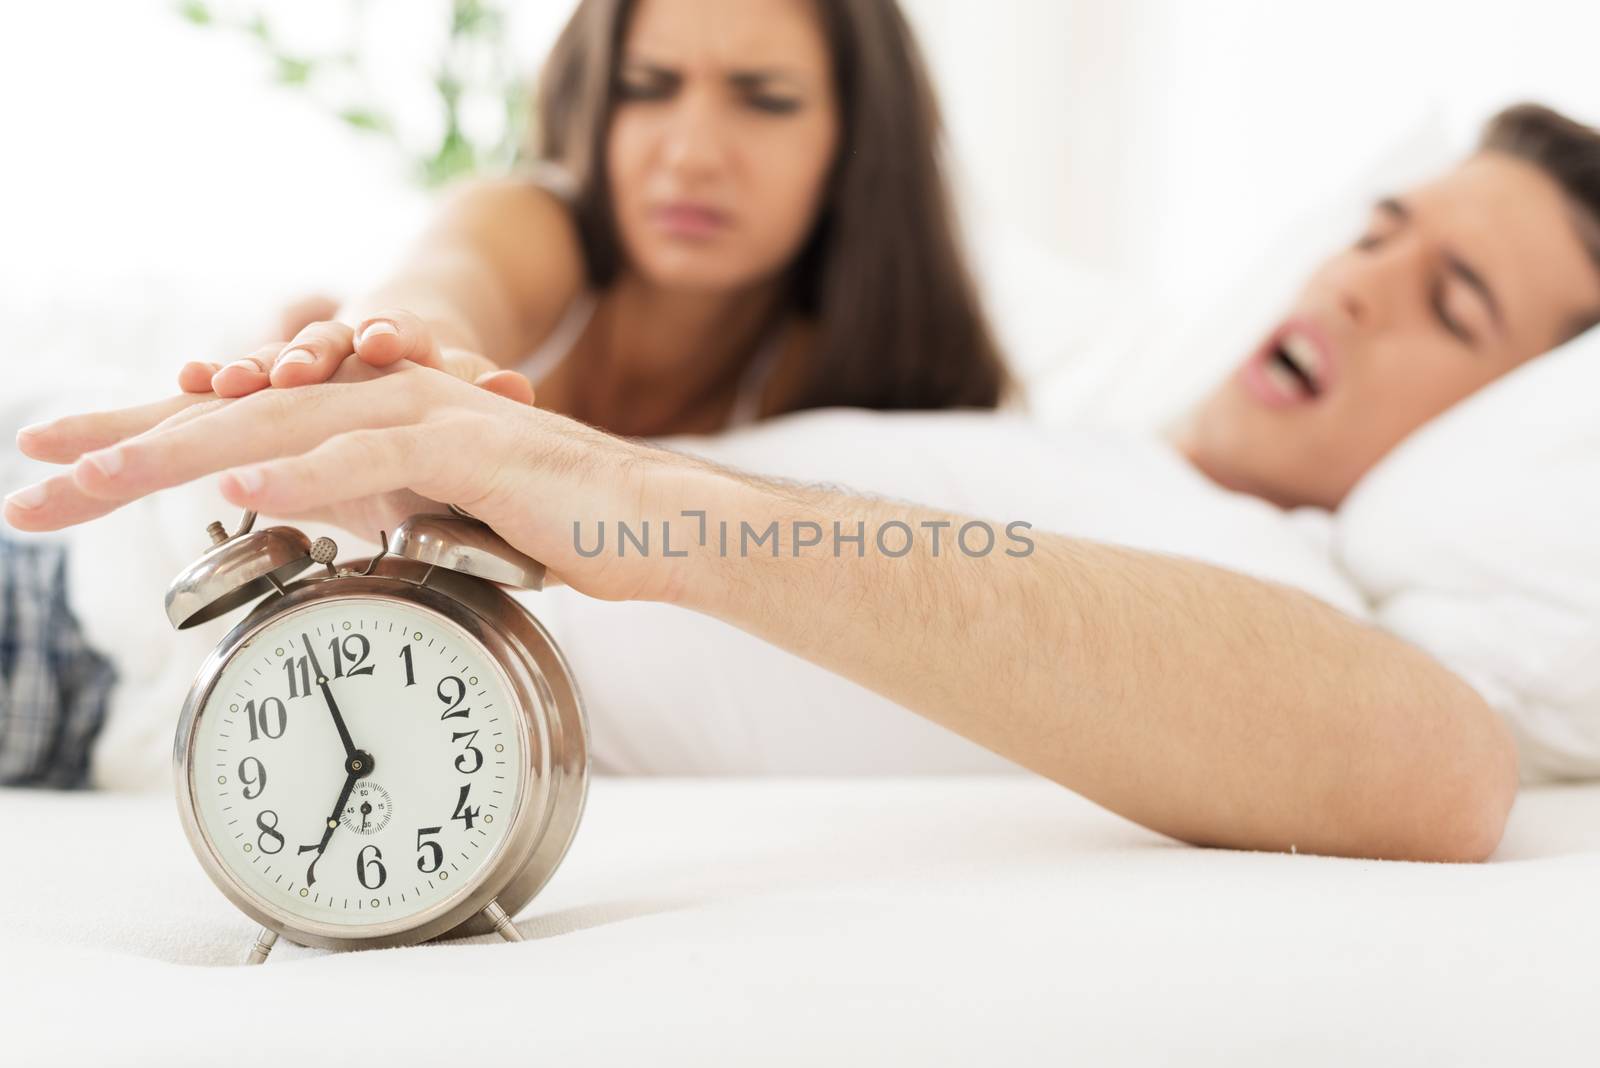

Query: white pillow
left=1334, top=325, right=1600, bottom=783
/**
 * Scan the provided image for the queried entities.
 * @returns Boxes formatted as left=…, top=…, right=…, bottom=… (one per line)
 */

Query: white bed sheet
left=2, top=776, right=1598, bottom=1066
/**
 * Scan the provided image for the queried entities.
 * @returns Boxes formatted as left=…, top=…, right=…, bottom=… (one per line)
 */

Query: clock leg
left=482, top=900, right=525, bottom=943
left=244, top=927, right=279, bottom=965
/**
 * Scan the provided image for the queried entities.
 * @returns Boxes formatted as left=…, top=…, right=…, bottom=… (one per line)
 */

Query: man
left=1175, top=104, right=1600, bottom=509
left=7, top=104, right=1600, bottom=863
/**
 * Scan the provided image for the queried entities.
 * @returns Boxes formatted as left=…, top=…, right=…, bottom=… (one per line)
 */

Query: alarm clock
left=164, top=505, right=588, bottom=964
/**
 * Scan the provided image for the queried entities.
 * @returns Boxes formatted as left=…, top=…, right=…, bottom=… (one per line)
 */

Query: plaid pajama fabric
left=0, top=534, right=117, bottom=788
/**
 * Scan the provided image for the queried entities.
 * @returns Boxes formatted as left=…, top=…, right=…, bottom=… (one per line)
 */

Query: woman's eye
left=746, top=94, right=801, bottom=115
left=616, top=77, right=674, bottom=102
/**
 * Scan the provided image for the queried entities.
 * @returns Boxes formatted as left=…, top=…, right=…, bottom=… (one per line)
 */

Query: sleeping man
left=6, top=103, right=1600, bottom=865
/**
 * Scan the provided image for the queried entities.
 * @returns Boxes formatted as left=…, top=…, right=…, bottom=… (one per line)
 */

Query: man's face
left=1179, top=152, right=1600, bottom=510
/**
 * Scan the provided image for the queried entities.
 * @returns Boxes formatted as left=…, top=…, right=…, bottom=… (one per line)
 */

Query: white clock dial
left=188, top=596, right=527, bottom=928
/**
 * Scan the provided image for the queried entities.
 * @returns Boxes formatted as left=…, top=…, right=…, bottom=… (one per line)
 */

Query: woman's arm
left=335, top=177, right=586, bottom=366
left=5, top=373, right=1519, bottom=862
left=196, top=178, right=588, bottom=399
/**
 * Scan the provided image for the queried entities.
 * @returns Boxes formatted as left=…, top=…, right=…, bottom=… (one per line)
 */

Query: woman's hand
left=179, top=310, right=535, bottom=407
left=6, top=361, right=727, bottom=604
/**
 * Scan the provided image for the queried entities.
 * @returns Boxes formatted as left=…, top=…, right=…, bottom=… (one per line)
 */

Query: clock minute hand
left=302, top=634, right=357, bottom=759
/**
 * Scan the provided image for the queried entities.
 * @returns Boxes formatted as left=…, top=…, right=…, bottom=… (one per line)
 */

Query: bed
left=7, top=129, right=1600, bottom=1066
left=3, top=775, right=1598, bottom=1065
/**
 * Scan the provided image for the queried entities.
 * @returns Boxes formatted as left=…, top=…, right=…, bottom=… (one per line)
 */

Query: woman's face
left=606, top=0, right=841, bottom=294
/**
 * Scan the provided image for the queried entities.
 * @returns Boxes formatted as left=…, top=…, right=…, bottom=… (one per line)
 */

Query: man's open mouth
left=1241, top=322, right=1335, bottom=408
left=1268, top=333, right=1323, bottom=397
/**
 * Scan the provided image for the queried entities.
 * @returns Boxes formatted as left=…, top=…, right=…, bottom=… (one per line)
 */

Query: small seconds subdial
left=342, top=781, right=393, bottom=835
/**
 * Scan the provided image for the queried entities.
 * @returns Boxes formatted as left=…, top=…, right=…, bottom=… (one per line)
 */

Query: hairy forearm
left=4, top=345, right=1518, bottom=863
left=670, top=472, right=1519, bottom=862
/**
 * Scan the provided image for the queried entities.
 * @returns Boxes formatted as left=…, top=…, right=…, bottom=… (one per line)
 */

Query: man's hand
left=5, top=361, right=726, bottom=604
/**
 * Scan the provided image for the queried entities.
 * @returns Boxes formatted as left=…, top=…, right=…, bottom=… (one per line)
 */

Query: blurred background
left=2, top=0, right=1598, bottom=415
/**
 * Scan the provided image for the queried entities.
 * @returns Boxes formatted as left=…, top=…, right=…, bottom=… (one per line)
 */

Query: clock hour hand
left=298, top=767, right=361, bottom=888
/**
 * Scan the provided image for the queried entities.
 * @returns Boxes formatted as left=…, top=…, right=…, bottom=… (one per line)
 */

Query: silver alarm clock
left=164, top=505, right=588, bottom=964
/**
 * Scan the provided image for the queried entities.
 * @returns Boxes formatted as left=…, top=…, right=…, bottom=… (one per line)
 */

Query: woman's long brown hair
left=528, top=0, right=1015, bottom=412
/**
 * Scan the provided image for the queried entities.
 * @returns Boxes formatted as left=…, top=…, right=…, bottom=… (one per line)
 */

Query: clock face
left=187, top=595, right=529, bottom=931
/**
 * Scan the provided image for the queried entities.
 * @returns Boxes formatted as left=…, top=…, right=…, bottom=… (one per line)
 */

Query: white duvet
left=9, top=146, right=1600, bottom=790
left=5, top=775, right=1600, bottom=1066
left=10, top=347, right=1600, bottom=790
left=38, top=398, right=1365, bottom=788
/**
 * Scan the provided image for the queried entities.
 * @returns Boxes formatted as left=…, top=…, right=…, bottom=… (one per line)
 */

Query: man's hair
left=1480, top=103, right=1600, bottom=336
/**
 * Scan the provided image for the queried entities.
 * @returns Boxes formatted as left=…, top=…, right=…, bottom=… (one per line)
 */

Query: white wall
left=2, top=0, right=1597, bottom=360
left=905, top=0, right=1600, bottom=311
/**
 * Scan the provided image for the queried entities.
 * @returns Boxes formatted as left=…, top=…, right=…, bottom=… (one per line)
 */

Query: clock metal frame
left=172, top=551, right=589, bottom=952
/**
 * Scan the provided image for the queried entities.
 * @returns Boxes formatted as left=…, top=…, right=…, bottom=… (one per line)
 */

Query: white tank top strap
left=726, top=321, right=786, bottom=430
left=516, top=292, right=784, bottom=431
left=517, top=290, right=599, bottom=386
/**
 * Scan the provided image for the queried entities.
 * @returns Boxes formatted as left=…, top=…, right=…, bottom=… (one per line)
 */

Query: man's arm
left=4, top=366, right=1518, bottom=863
left=665, top=471, right=1520, bottom=863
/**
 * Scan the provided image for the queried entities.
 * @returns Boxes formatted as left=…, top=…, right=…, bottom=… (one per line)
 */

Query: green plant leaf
left=274, top=55, right=314, bottom=86
left=422, top=127, right=477, bottom=188
left=451, top=0, right=499, bottom=35
left=175, top=1, right=212, bottom=26
left=338, top=108, right=390, bottom=133
left=173, top=0, right=527, bottom=190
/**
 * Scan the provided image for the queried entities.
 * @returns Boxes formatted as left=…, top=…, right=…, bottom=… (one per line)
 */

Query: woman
left=180, top=0, right=1013, bottom=437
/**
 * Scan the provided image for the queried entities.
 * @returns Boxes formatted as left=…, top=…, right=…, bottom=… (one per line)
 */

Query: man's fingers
left=15, top=392, right=220, bottom=464
left=66, top=371, right=425, bottom=507
left=353, top=310, right=442, bottom=369
left=268, top=320, right=356, bottom=389
left=3, top=470, right=135, bottom=532
left=217, top=425, right=461, bottom=518
left=210, top=345, right=282, bottom=398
